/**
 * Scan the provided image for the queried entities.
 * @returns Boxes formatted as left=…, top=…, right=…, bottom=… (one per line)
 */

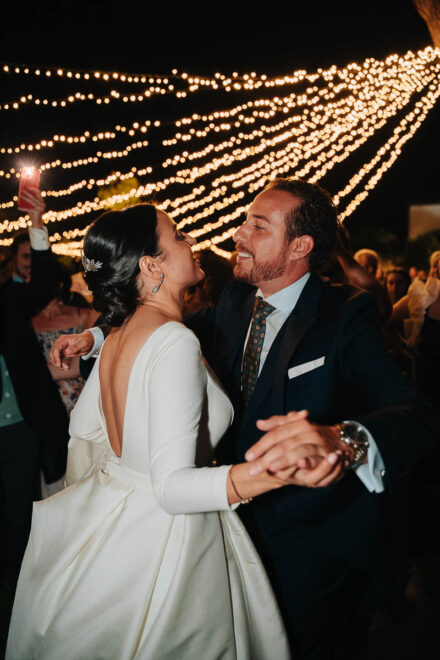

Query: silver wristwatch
left=336, top=420, right=369, bottom=469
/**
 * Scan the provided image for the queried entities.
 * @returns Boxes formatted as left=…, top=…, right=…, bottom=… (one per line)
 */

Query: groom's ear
left=288, top=235, right=314, bottom=263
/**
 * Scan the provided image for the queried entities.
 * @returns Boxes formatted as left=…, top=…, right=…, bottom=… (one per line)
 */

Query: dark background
left=0, top=0, right=438, bottom=258
left=0, top=1, right=431, bottom=74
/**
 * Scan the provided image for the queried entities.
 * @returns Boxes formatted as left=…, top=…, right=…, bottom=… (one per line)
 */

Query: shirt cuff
left=82, top=327, right=105, bottom=360
left=28, top=226, right=49, bottom=250
left=353, top=425, right=385, bottom=493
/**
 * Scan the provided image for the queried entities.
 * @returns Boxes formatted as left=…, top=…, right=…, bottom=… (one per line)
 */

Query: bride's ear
left=139, top=255, right=160, bottom=278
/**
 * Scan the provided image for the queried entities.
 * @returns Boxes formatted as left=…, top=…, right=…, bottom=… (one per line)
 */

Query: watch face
left=343, top=422, right=368, bottom=445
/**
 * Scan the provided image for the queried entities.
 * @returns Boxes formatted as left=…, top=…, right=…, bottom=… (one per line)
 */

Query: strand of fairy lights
left=0, top=80, right=372, bottom=178
left=10, top=64, right=428, bottom=256
left=0, top=47, right=436, bottom=250
left=2, top=46, right=427, bottom=159
left=0, top=66, right=434, bottom=235
left=0, top=48, right=436, bottom=185
left=1, top=47, right=438, bottom=100
left=179, top=80, right=440, bottom=249
left=165, top=55, right=439, bottom=140
left=0, top=120, right=153, bottom=156
left=0, top=49, right=435, bottom=201
left=195, top=85, right=440, bottom=251
left=0, top=48, right=435, bottom=119
left=337, top=82, right=440, bottom=220
left=0, top=61, right=315, bottom=91
left=0, top=81, right=174, bottom=112
left=177, top=66, right=437, bottom=193
left=0, top=62, right=434, bottom=237
left=245, top=66, right=437, bottom=193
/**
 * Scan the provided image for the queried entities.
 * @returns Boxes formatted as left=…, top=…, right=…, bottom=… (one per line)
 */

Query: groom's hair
left=264, top=177, right=338, bottom=272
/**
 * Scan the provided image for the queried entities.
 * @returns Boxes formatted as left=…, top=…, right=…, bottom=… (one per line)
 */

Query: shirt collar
left=256, top=272, right=310, bottom=316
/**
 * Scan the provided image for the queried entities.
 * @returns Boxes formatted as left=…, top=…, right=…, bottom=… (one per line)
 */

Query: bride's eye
left=176, top=230, right=186, bottom=241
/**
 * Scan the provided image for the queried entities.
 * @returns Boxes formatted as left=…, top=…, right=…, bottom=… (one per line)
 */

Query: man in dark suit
left=186, top=178, right=439, bottom=658
left=50, top=179, right=439, bottom=658
left=0, top=190, right=69, bottom=590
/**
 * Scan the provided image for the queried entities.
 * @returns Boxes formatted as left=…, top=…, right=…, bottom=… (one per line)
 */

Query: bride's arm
left=148, top=327, right=288, bottom=514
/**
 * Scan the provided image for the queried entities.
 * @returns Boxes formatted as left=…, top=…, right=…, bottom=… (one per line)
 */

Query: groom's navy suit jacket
left=187, top=273, right=440, bottom=580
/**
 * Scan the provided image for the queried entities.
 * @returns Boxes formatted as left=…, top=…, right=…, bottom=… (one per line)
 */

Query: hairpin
left=82, top=256, right=103, bottom=272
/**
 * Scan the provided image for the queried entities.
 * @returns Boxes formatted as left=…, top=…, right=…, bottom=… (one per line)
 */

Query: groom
left=51, top=178, right=439, bottom=658
left=185, top=178, right=440, bottom=657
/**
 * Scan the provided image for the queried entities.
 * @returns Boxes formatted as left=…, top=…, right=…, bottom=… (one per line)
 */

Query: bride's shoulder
left=151, top=321, right=201, bottom=353
left=132, top=321, right=204, bottom=379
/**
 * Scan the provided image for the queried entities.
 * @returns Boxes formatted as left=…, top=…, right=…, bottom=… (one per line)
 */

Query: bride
left=7, top=204, right=291, bottom=660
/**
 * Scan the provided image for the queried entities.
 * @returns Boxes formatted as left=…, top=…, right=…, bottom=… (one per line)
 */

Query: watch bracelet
left=336, top=423, right=369, bottom=470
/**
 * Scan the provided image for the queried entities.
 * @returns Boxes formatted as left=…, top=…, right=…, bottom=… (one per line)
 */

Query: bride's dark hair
left=83, top=203, right=161, bottom=327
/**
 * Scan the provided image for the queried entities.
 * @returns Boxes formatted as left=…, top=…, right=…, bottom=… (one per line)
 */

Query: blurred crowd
left=324, top=233, right=440, bottom=614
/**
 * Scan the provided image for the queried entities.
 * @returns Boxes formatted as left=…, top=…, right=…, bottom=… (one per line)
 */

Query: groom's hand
left=245, top=411, right=353, bottom=488
left=50, top=331, right=95, bottom=370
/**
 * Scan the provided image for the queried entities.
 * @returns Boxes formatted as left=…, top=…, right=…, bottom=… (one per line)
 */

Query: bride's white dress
left=7, top=322, right=290, bottom=660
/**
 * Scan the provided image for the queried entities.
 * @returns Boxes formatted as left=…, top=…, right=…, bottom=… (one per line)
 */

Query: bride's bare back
left=99, top=308, right=172, bottom=457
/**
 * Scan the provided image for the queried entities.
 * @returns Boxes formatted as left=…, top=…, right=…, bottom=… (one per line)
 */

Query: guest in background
left=404, top=252, right=440, bottom=604
left=409, top=266, right=418, bottom=282
left=411, top=251, right=440, bottom=406
left=0, top=189, right=69, bottom=618
left=354, top=248, right=381, bottom=279
left=332, top=231, right=392, bottom=322
left=32, top=261, right=99, bottom=416
left=30, top=261, right=99, bottom=497
left=382, top=268, right=413, bottom=378
left=385, top=268, right=411, bottom=305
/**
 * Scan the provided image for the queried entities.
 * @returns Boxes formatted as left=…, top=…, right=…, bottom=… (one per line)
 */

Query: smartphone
left=18, top=167, right=40, bottom=210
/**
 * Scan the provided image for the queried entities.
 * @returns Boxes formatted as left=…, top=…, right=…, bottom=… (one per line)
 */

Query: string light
left=0, top=47, right=439, bottom=255
left=0, top=120, right=151, bottom=156
left=337, top=82, right=440, bottom=220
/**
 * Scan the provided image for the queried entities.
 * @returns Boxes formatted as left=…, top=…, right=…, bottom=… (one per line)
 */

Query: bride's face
left=156, top=211, right=204, bottom=289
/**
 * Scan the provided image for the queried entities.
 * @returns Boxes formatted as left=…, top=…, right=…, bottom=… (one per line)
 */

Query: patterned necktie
left=241, top=298, right=275, bottom=404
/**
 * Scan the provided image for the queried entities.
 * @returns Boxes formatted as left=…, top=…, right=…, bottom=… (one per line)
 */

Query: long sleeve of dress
left=147, top=326, right=233, bottom=514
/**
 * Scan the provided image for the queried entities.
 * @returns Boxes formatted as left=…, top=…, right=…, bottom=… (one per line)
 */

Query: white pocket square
left=288, top=356, right=325, bottom=379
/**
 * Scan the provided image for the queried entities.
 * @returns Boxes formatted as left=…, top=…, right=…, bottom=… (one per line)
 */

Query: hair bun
left=82, top=204, right=160, bottom=327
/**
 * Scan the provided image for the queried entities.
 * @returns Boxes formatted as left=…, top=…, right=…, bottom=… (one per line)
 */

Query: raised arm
left=8, top=189, right=57, bottom=318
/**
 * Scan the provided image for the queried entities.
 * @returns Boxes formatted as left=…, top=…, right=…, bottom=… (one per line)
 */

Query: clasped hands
left=245, top=410, right=355, bottom=488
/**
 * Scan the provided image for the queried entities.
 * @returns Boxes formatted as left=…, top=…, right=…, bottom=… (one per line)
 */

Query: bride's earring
left=152, top=273, right=164, bottom=294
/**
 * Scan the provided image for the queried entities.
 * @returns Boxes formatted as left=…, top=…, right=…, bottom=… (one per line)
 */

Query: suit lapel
left=241, top=274, right=325, bottom=428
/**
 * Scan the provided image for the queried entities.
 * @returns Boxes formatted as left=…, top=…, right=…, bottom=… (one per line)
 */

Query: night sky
left=0, top=1, right=432, bottom=73
left=0, top=0, right=438, bottom=254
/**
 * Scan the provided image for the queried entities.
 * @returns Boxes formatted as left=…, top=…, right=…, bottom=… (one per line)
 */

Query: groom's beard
left=234, top=244, right=288, bottom=285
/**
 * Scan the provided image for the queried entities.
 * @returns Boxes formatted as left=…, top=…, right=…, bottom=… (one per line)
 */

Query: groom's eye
left=175, top=230, right=186, bottom=241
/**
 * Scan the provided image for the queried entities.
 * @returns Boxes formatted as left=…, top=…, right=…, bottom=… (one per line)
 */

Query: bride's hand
left=50, top=330, right=95, bottom=370
left=268, top=451, right=345, bottom=489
